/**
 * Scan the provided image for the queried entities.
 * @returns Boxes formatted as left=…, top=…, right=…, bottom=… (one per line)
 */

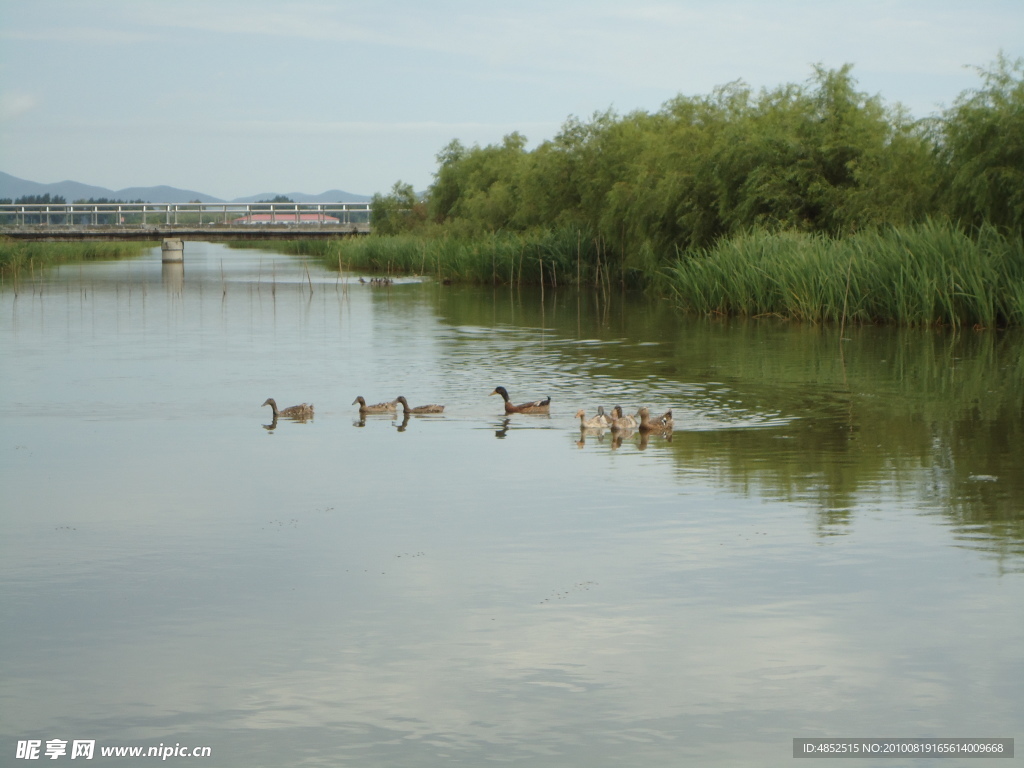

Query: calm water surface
left=1, top=243, right=1022, bottom=767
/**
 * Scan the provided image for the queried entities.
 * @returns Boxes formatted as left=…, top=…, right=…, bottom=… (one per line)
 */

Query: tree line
left=1, top=195, right=146, bottom=206
left=0, top=195, right=149, bottom=225
left=371, top=56, right=1023, bottom=273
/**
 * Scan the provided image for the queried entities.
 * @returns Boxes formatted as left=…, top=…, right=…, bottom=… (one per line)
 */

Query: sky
left=1, top=0, right=1022, bottom=200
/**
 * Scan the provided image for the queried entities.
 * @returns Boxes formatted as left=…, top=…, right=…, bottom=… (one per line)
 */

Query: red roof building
left=232, top=213, right=340, bottom=224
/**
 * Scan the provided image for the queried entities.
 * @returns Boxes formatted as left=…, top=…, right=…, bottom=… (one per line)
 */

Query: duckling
left=352, top=396, right=398, bottom=414
left=575, top=408, right=609, bottom=429
left=396, top=395, right=445, bottom=414
left=637, top=406, right=673, bottom=433
left=262, top=398, right=314, bottom=420
left=608, top=405, right=637, bottom=431
left=490, top=386, right=551, bottom=414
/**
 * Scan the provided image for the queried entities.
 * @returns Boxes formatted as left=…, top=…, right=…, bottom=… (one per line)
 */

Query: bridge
left=0, top=201, right=372, bottom=243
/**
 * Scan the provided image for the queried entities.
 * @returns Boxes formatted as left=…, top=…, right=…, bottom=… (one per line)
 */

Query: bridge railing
left=0, top=201, right=372, bottom=229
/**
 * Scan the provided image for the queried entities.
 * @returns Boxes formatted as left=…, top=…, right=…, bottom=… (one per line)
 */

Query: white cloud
left=0, top=25, right=153, bottom=44
left=1, top=0, right=1020, bottom=196
left=0, top=91, right=38, bottom=122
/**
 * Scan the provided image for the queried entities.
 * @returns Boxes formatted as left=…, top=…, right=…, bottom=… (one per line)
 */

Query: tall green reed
left=0, top=240, right=155, bottom=275
left=663, top=221, right=1024, bottom=327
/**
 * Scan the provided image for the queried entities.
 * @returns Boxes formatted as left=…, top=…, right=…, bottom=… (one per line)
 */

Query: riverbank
left=661, top=222, right=1024, bottom=329
left=261, top=221, right=1024, bottom=329
left=0, top=239, right=156, bottom=277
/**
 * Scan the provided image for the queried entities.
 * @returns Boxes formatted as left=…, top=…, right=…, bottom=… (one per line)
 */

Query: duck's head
left=490, top=386, right=510, bottom=401
left=575, top=409, right=587, bottom=419
left=262, top=398, right=276, bottom=408
left=352, top=396, right=366, bottom=406
left=396, top=396, right=410, bottom=408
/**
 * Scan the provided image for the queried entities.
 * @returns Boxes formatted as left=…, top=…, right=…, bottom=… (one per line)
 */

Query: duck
left=608, top=405, right=638, bottom=431
left=637, top=406, right=673, bottom=433
left=490, top=386, right=551, bottom=414
left=262, top=398, right=314, bottom=420
left=396, top=395, right=445, bottom=414
left=575, top=408, right=609, bottom=429
left=352, top=396, right=398, bottom=414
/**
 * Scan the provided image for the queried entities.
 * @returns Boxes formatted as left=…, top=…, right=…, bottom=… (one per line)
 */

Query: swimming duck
left=637, top=406, right=673, bottom=433
left=396, top=396, right=445, bottom=414
left=262, top=398, right=314, bottom=420
left=609, top=405, right=638, bottom=431
left=575, top=408, right=609, bottom=429
left=352, top=396, right=398, bottom=414
left=490, top=386, right=551, bottom=414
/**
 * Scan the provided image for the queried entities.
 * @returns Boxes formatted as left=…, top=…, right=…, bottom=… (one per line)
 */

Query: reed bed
left=245, top=220, right=1024, bottom=327
left=0, top=239, right=155, bottom=276
left=308, top=228, right=613, bottom=287
left=661, top=222, right=1024, bottom=328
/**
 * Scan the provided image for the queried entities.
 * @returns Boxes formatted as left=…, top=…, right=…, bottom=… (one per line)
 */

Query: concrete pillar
left=161, top=262, right=184, bottom=293
left=161, top=238, right=184, bottom=262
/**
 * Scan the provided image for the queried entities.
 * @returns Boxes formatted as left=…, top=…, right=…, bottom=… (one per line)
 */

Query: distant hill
left=0, top=172, right=371, bottom=204
left=232, top=190, right=372, bottom=204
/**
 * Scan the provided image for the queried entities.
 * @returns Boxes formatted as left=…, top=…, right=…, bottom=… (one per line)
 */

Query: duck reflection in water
left=610, top=431, right=632, bottom=450
left=394, top=413, right=411, bottom=432
left=495, top=418, right=511, bottom=438
left=575, top=429, right=610, bottom=449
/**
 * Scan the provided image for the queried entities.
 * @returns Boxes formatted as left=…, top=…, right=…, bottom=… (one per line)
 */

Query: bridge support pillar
left=161, top=238, right=184, bottom=262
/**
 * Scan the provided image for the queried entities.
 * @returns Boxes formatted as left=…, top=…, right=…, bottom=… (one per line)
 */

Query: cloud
left=213, top=119, right=560, bottom=138
left=0, top=91, right=38, bottom=122
left=0, top=25, right=153, bottom=44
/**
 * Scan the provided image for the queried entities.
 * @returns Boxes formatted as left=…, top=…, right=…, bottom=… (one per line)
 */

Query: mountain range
left=0, top=172, right=372, bottom=204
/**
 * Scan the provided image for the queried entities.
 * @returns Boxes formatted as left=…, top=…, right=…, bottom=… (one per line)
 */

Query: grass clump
left=662, top=221, right=1024, bottom=328
left=307, top=227, right=624, bottom=288
left=0, top=239, right=156, bottom=276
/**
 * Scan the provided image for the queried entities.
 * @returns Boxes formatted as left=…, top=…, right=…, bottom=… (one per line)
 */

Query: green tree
left=940, top=53, right=1024, bottom=232
left=371, top=181, right=423, bottom=235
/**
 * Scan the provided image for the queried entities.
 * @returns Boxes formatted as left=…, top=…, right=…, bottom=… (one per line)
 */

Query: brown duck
left=262, top=398, right=314, bottom=420
left=490, top=386, right=551, bottom=414
left=608, top=405, right=638, bottom=432
left=396, top=396, right=445, bottom=414
left=575, top=407, right=610, bottom=429
left=637, top=407, right=673, bottom=433
left=352, top=396, right=398, bottom=414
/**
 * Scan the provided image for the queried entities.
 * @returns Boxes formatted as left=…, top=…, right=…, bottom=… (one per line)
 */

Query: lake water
left=1, top=242, right=1021, bottom=767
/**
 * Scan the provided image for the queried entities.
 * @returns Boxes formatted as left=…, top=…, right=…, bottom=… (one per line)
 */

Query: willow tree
left=940, top=53, right=1024, bottom=232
